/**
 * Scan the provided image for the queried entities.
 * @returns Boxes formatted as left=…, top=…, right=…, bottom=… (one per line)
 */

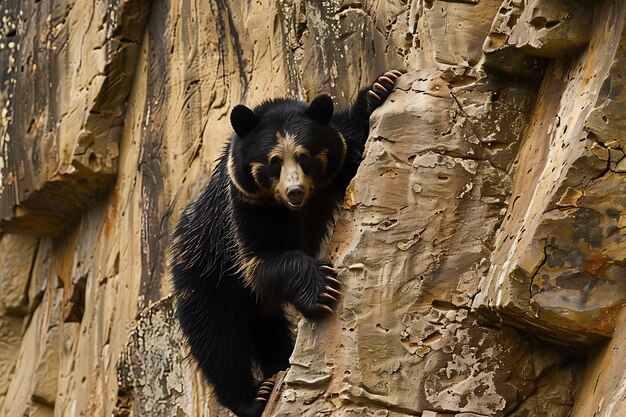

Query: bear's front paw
left=367, top=70, right=403, bottom=111
left=293, top=262, right=342, bottom=319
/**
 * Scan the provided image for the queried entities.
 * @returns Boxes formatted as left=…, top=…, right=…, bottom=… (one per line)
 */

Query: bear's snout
left=278, top=156, right=310, bottom=209
left=286, top=185, right=305, bottom=207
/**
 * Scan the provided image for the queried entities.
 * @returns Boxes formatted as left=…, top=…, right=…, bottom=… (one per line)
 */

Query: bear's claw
left=325, top=285, right=341, bottom=296
left=260, top=380, right=274, bottom=390
left=386, top=70, right=403, bottom=78
left=368, top=90, right=382, bottom=101
left=315, top=264, right=342, bottom=315
left=367, top=70, right=403, bottom=109
left=378, top=75, right=395, bottom=85
left=255, top=379, right=275, bottom=402
left=320, top=265, right=339, bottom=275
left=325, top=276, right=341, bottom=287
left=321, top=292, right=339, bottom=303
left=293, top=262, right=343, bottom=318
left=372, top=82, right=388, bottom=93
left=320, top=304, right=335, bottom=315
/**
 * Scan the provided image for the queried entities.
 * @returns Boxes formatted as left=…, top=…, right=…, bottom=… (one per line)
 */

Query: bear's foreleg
left=331, top=70, right=403, bottom=187
left=244, top=251, right=342, bottom=319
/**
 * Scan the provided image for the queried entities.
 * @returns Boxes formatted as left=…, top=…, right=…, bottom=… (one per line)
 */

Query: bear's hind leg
left=252, top=311, right=294, bottom=379
left=202, top=332, right=267, bottom=417
left=183, top=295, right=267, bottom=417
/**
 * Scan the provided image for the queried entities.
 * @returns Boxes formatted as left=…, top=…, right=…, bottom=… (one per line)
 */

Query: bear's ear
left=307, top=94, right=334, bottom=125
left=231, top=105, right=259, bottom=137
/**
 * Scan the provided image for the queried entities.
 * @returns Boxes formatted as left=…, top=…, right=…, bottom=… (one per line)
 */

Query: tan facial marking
left=250, top=162, right=264, bottom=186
left=270, top=133, right=314, bottom=207
left=228, top=153, right=269, bottom=202
left=316, top=148, right=329, bottom=171
left=279, top=156, right=308, bottom=194
left=269, top=132, right=308, bottom=162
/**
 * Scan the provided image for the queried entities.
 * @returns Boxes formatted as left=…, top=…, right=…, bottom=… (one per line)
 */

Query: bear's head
left=227, top=94, right=346, bottom=210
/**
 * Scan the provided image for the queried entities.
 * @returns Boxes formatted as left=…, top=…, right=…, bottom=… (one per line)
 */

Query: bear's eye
left=269, top=155, right=282, bottom=166
left=298, top=153, right=310, bottom=164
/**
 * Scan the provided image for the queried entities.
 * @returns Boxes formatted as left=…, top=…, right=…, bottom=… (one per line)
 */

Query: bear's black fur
left=170, top=71, right=401, bottom=417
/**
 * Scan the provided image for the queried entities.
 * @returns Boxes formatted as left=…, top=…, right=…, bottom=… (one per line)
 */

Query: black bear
left=170, top=70, right=402, bottom=417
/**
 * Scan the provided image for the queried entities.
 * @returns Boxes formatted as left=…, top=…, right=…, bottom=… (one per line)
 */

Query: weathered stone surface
left=115, top=297, right=233, bottom=417
left=422, top=0, right=503, bottom=67
left=28, top=236, right=51, bottom=312
left=1, top=289, right=63, bottom=417
left=0, top=0, right=150, bottom=236
left=473, top=0, right=626, bottom=347
left=508, top=0, right=591, bottom=58
left=116, top=297, right=197, bottom=417
left=32, top=325, right=60, bottom=406
left=0, top=233, right=39, bottom=314
left=483, top=0, right=548, bottom=79
left=0, top=0, right=624, bottom=417
left=571, top=308, right=626, bottom=417
left=0, top=316, right=22, bottom=410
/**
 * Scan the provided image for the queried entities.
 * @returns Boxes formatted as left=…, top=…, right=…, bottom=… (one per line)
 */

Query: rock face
left=0, top=0, right=149, bottom=236
left=0, top=1, right=624, bottom=417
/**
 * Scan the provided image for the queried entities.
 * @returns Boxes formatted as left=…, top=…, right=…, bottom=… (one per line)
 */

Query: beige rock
left=2, top=294, right=47, bottom=417
left=28, top=403, right=54, bottom=417
left=0, top=1, right=624, bottom=417
left=572, top=308, right=626, bottom=417
left=483, top=0, right=547, bottom=79
left=422, top=0, right=503, bottom=67
left=0, top=316, right=22, bottom=409
left=0, top=0, right=150, bottom=236
left=28, top=238, right=51, bottom=312
left=508, top=0, right=591, bottom=58
left=32, top=325, right=60, bottom=407
left=473, top=0, right=626, bottom=347
left=0, top=233, right=39, bottom=314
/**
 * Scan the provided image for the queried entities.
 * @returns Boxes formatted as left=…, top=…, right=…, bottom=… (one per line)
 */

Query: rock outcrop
left=0, top=1, right=624, bottom=417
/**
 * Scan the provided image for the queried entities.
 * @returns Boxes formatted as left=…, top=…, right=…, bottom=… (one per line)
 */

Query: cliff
left=0, top=1, right=624, bottom=416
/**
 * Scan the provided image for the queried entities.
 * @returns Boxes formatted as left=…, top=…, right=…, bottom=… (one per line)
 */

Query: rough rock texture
left=0, top=1, right=624, bottom=417
left=0, top=0, right=149, bottom=235
left=474, top=0, right=626, bottom=347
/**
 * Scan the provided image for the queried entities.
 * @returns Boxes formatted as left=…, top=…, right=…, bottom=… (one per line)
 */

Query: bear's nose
left=286, top=185, right=305, bottom=206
